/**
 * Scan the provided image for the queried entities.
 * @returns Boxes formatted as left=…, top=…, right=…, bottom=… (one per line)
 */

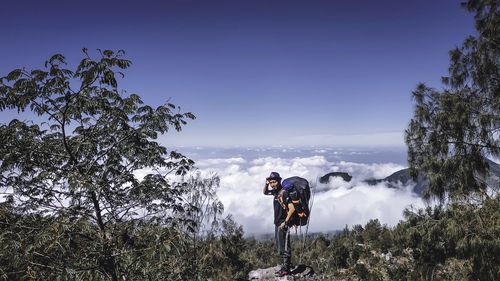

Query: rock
left=319, top=172, right=352, bottom=183
left=248, top=264, right=317, bottom=281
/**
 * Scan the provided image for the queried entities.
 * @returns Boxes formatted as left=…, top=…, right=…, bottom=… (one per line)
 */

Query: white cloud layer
left=194, top=155, right=424, bottom=235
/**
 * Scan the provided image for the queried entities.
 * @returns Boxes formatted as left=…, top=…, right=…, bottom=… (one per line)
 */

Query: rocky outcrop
left=248, top=264, right=317, bottom=281
left=319, top=172, right=352, bottom=183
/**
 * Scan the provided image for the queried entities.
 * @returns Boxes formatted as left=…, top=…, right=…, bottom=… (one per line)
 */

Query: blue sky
left=0, top=0, right=475, bottom=147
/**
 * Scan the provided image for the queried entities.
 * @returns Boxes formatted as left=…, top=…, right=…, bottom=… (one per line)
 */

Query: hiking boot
left=275, top=267, right=290, bottom=277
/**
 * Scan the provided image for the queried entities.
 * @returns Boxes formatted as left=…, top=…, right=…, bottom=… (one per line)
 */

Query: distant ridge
left=364, top=158, right=500, bottom=195
left=363, top=169, right=427, bottom=194
left=319, top=159, right=500, bottom=196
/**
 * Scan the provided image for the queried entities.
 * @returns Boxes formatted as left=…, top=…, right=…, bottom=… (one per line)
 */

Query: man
left=263, top=172, right=295, bottom=277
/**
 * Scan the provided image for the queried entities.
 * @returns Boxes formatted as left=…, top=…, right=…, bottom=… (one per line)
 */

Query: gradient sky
left=0, top=0, right=475, bottom=147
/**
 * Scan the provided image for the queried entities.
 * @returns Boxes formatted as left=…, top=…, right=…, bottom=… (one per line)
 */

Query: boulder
left=319, top=172, right=352, bottom=183
left=248, top=264, right=317, bottom=281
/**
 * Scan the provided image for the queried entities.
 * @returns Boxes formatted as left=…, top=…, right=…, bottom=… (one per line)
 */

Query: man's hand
left=263, top=180, right=270, bottom=195
left=279, top=221, right=288, bottom=230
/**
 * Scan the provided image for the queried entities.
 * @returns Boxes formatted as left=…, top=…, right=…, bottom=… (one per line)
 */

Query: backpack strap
left=277, top=190, right=287, bottom=210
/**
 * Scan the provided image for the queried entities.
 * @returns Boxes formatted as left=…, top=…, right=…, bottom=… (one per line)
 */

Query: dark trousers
left=275, top=225, right=291, bottom=269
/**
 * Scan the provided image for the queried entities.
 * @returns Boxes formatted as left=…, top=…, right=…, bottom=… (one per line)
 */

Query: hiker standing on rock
left=263, top=172, right=295, bottom=277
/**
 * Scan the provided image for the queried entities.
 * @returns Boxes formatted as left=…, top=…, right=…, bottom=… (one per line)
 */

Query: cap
left=266, top=172, right=281, bottom=181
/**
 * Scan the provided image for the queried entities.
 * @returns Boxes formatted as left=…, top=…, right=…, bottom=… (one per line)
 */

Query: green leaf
left=6, top=69, right=22, bottom=81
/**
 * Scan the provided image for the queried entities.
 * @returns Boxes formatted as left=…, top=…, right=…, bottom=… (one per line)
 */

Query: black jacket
left=269, top=188, right=291, bottom=226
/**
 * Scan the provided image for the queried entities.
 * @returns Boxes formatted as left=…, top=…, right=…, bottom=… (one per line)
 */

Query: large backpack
left=281, top=176, right=311, bottom=226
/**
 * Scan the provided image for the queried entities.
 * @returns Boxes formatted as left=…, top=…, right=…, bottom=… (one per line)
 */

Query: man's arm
left=279, top=203, right=295, bottom=229
left=284, top=203, right=295, bottom=225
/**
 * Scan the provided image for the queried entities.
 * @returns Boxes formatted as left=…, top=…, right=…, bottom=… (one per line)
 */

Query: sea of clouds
left=184, top=147, right=424, bottom=236
left=0, top=146, right=424, bottom=236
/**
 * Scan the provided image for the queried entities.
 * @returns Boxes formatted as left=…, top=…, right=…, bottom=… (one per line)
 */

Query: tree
left=182, top=172, right=223, bottom=235
left=362, top=219, right=382, bottom=244
left=404, top=1, right=500, bottom=279
left=208, top=215, right=249, bottom=281
left=405, top=0, right=500, bottom=202
left=0, top=49, right=196, bottom=280
left=180, top=172, right=224, bottom=280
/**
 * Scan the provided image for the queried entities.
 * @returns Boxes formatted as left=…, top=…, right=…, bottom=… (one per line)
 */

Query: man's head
left=266, top=172, right=282, bottom=190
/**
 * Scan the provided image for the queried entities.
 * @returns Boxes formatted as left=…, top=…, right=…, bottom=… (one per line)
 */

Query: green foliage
left=1, top=1, right=498, bottom=280
left=237, top=198, right=498, bottom=280
left=0, top=49, right=199, bottom=280
left=405, top=0, right=500, bottom=202
left=397, top=2, right=500, bottom=279
left=399, top=198, right=499, bottom=281
left=240, top=238, right=278, bottom=270
left=0, top=49, right=253, bottom=281
left=0, top=205, right=250, bottom=280
left=182, top=172, right=223, bottom=235
left=362, top=219, right=382, bottom=245
left=201, top=216, right=250, bottom=281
